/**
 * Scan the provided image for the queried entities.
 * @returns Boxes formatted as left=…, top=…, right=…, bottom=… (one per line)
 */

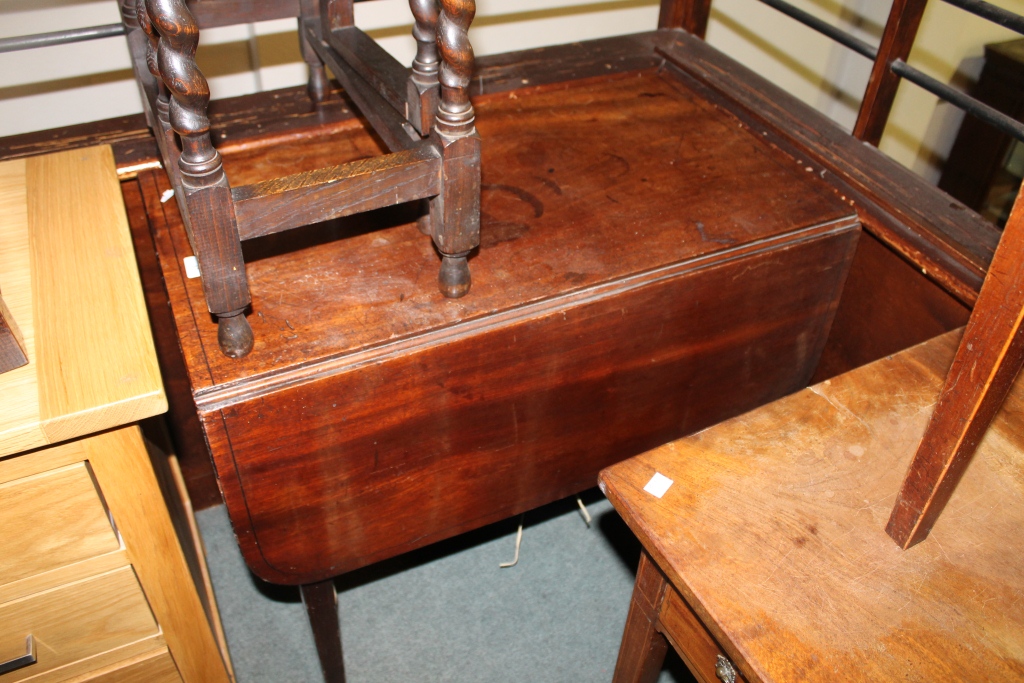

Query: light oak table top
left=600, top=330, right=1024, bottom=682
left=0, top=146, right=165, bottom=456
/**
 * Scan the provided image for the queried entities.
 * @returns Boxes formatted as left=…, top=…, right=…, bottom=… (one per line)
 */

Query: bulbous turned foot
left=217, top=312, right=254, bottom=358
left=438, top=252, right=471, bottom=298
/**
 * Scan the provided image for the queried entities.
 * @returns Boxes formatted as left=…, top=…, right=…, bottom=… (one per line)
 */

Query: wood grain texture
left=122, top=177, right=219, bottom=509
left=0, top=463, right=120, bottom=589
left=301, top=580, right=346, bottom=683
left=852, top=0, right=927, bottom=145
left=142, top=68, right=860, bottom=584
left=16, top=147, right=165, bottom=448
left=657, top=0, right=711, bottom=35
left=611, top=552, right=669, bottom=683
left=0, top=567, right=159, bottom=683
left=887, top=187, right=1024, bottom=548
left=154, top=70, right=855, bottom=391
left=73, top=647, right=182, bottom=683
left=653, top=29, right=998, bottom=306
left=601, top=330, right=1024, bottom=683
left=812, top=232, right=969, bottom=382
left=0, top=158, right=41, bottom=453
left=658, top=588, right=745, bottom=683
left=87, top=426, right=232, bottom=683
left=232, top=143, right=441, bottom=240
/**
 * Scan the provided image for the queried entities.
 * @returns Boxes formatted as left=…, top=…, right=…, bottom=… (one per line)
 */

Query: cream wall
left=2, top=0, right=1023, bottom=183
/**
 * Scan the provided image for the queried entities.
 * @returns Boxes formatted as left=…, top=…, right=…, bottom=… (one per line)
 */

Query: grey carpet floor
left=196, top=489, right=694, bottom=683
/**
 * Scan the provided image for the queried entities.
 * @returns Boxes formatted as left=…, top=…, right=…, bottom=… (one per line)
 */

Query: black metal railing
left=753, top=0, right=1024, bottom=144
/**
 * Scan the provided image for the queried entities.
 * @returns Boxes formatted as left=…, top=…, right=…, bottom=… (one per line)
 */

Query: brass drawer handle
left=715, top=654, right=737, bottom=683
left=0, top=636, right=36, bottom=676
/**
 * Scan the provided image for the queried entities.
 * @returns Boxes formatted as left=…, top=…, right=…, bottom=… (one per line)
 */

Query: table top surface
left=146, top=68, right=856, bottom=398
left=600, top=330, right=1024, bottom=682
left=0, top=146, right=165, bottom=456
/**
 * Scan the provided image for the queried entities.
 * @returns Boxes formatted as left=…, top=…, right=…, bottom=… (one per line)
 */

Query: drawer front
left=0, top=566, right=159, bottom=682
left=211, top=225, right=859, bottom=584
left=660, top=589, right=748, bottom=683
left=79, top=649, right=182, bottom=683
left=0, top=463, right=120, bottom=587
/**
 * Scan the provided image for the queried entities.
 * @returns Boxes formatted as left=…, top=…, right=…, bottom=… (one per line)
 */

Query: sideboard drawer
left=77, top=648, right=183, bottom=683
left=0, top=566, right=159, bottom=682
left=0, top=463, right=120, bottom=588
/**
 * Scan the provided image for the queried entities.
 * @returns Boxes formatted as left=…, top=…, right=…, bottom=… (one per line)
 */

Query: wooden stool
left=120, top=0, right=480, bottom=358
left=600, top=327, right=1024, bottom=682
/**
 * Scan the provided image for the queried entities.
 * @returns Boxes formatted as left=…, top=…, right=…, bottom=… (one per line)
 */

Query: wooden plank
left=326, top=26, right=409, bottom=117
left=73, top=647, right=182, bottom=683
left=152, top=70, right=856, bottom=392
left=600, top=330, right=1024, bottom=683
left=232, top=143, right=441, bottom=240
left=5, top=636, right=167, bottom=683
left=0, top=463, right=121, bottom=588
left=887, top=187, right=1024, bottom=548
left=0, top=158, right=43, bottom=454
left=811, top=232, right=969, bottom=382
left=852, top=0, right=928, bottom=145
left=189, top=0, right=300, bottom=27
left=210, top=221, right=857, bottom=583
left=653, top=29, right=999, bottom=306
left=0, top=567, right=158, bottom=683
left=87, top=426, right=232, bottom=683
left=658, top=589, right=743, bottom=683
left=309, top=23, right=418, bottom=152
left=657, top=0, right=711, bottom=35
left=21, top=147, right=165, bottom=445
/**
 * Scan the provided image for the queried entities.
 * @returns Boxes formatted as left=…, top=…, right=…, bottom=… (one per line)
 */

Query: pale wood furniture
left=600, top=328, right=1024, bottom=682
left=0, top=146, right=231, bottom=683
left=0, top=287, right=27, bottom=374
left=120, top=0, right=481, bottom=358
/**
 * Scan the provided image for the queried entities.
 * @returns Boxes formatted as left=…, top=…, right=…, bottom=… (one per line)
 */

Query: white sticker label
left=183, top=256, right=201, bottom=279
left=643, top=472, right=673, bottom=498
left=160, top=189, right=175, bottom=203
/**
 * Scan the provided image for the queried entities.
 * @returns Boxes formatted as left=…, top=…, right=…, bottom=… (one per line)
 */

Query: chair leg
left=432, top=0, right=480, bottom=299
left=146, top=0, right=254, bottom=358
left=887, top=186, right=1024, bottom=549
left=301, top=580, right=347, bottom=683
left=613, top=551, right=670, bottom=683
left=299, top=0, right=329, bottom=103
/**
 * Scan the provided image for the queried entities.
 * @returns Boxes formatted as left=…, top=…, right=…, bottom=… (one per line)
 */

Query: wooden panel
left=0, top=567, right=158, bottom=683
left=811, top=232, right=970, bottom=382
left=600, top=331, right=1024, bottom=682
left=210, top=222, right=858, bottom=584
left=25, top=147, right=166, bottom=443
left=86, top=427, right=232, bottom=683
left=0, top=158, right=42, bottom=453
left=659, top=589, right=745, bottom=683
left=0, top=463, right=121, bottom=588
left=149, top=70, right=854, bottom=394
left=0, top=148, right=166, bottom=457
left=76, top=648, right=182, bottom=683
left=653, top=29, right=998, bottom=306
left=121, top=178, right=219, bottom=510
